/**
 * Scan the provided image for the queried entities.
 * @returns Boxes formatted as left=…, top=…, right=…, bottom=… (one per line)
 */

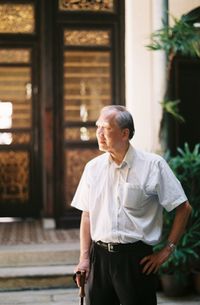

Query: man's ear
left=122, top=128, right=130, bottom=140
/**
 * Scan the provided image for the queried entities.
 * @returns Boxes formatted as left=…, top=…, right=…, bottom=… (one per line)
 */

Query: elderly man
left=71, top=105, right=192, bottom=305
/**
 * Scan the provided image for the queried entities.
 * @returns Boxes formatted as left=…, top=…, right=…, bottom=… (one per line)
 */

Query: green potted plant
left=155, top=215, right=200, bottom=296
left=168, top=143, right=200, bottom=220
left=155, top=143, right=200, bottom=296
left=147, top=6, right=200, bottom=294
left=169, top=143, right=200, bottom=295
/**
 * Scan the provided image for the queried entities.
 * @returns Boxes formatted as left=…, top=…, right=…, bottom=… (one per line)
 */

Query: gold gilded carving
left=64, top=30, right=110, bottom=46
left=59, top=0, right=114, bottom=12
left=0, top=49, right=31, bottom=64
left=0, top=132, right=31, bottom=145
left=12, top=133, right=30, bottom=144
left=0, top=151, right=29, bottom=203
left=65, top=127, right=97, bottom=141
left=0, top=4, right=35, bottom=33
left=65, top=149, right=101, bottom=206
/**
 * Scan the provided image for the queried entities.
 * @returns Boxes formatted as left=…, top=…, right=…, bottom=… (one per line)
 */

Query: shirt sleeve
left=156, top=158, right=188, bottom=212
left=71, top=165, right=90, bottom=212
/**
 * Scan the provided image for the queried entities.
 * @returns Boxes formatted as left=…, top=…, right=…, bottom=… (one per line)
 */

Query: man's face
left=96, top=110, right=127, bottom=153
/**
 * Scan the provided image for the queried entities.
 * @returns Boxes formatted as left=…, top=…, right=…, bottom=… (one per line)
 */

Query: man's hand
left=74, top=258, right=90, bottom=285
left=140, top=247, right=172, bottom=275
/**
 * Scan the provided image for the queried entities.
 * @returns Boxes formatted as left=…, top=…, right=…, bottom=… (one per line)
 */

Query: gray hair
left=101, top=105, right=135, bottom=139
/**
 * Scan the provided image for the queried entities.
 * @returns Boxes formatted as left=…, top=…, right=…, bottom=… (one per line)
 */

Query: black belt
left=95, top=240, right=143, bottom=253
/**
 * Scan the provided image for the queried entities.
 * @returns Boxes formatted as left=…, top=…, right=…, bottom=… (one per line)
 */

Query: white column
left=151, top=0, right=168, bottom=153
left=125, top=0, right=166, bottom=153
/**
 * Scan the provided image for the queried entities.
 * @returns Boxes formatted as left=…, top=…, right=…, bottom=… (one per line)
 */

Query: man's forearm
left=80, top=211, right=91, bottom=261
left=167, top=200, right=192, bottom=246
left=74, top=211, right=91, bottom=278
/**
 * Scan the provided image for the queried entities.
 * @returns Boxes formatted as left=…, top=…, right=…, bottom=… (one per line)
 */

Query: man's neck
left=109, top=143, right=130, bottom=165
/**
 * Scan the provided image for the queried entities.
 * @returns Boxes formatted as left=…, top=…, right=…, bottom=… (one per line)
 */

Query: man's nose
left=97, top=127, right=104, bottom=136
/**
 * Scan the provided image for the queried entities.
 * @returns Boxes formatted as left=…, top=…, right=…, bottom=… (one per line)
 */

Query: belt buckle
left=108, top=243, right=115, bottom=252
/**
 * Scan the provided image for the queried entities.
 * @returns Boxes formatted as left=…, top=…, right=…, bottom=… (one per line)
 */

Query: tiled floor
left=0, top=219, right=79, bottom=245
left=0, top=289, right=199, bottom=305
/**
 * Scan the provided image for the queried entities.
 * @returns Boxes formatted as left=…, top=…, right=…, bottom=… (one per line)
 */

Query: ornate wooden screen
left=0, top=2, right=39, bottom=217
left=0, top=0, right=124, bottom=224
left=53, top=0, right=125, bottom=228
left=0, top=49, right=32, bottom=206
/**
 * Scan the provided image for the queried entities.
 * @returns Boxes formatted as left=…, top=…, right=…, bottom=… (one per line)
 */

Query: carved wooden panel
left=65, top=148, right=102, bottom=207
left=63, top=51, right=111, bottom=122
left=59, top=0, right=114, bottom=12
left=64, top=30, right=110, bottom=46
left=65, top=127, right=96, bottom=141
left=0, top=132, right=30, bottom=145
left=0, top=4, right=35, bottom=33
left=0, top=49, right=31, bottom=64
left=0, top=67, right=32, bottom=129
left=0, top=151, right=29, bottom=203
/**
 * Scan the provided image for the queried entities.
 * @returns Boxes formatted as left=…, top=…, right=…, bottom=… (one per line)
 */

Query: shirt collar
left=108, top=144, right=134, bottom=169
left=123, top=144, right=134, bottom=169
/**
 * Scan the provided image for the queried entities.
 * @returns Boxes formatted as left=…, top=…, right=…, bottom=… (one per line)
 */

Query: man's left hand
left=140, top=247, right=172, bottom=275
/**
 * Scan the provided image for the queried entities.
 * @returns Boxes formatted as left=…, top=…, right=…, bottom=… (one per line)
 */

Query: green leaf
left=160, top=100, right=185, bottom=123
left=147, top=12, right=200, bottom=59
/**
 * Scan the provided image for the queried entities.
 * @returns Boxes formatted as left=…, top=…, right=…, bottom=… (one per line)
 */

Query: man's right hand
left=74, top=258, right=90, bottom=284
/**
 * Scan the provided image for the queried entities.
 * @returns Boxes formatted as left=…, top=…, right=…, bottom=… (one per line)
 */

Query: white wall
left=125, top=0, right=199, bottom=153
left=169, top=0, right=200, bottom=22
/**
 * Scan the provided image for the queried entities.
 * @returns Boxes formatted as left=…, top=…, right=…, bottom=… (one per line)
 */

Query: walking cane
left=74, top=270, right=86, bottom=305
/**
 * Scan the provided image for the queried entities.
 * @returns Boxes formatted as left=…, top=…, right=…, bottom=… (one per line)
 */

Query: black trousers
left=85, top=241, right=157, bottom=305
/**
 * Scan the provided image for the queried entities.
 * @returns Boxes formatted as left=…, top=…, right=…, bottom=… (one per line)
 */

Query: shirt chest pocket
left=120, top=183, right=146, bottom=209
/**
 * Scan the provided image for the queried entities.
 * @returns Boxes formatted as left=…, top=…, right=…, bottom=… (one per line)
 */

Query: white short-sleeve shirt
left=71, top=145, right=187, bottom=245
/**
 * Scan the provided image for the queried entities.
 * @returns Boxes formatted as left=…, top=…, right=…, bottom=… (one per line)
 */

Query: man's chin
left=98, top=144, right=108, bottom=152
